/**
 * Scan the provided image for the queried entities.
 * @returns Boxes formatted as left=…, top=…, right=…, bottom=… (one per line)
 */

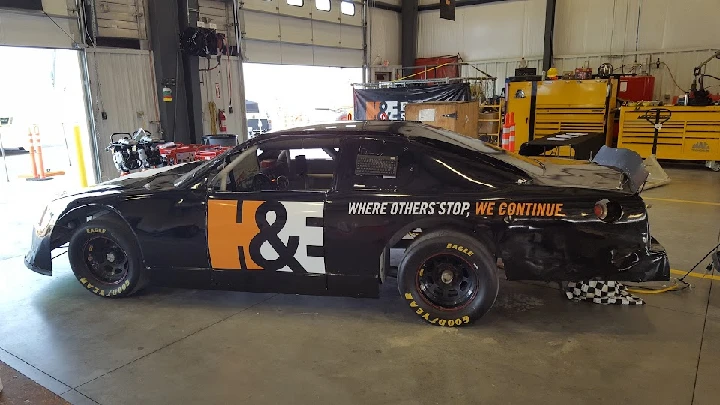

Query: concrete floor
left=1, top=159, right=719, bottom=405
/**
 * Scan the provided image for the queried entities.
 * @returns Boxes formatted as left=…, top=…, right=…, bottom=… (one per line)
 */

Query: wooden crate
left=405, top=101, right=479, bottom=138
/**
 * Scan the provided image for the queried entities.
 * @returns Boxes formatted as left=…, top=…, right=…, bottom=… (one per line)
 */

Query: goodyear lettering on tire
left=79, top=277, right=130, bottom=296
left=403, top=293, right=470, bottom=327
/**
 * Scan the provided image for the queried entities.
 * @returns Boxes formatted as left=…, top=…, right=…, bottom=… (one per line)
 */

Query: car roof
left=250, top=121, right=423, bottom=142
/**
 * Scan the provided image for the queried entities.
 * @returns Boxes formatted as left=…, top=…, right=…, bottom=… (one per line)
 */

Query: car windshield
left=173, top=147, right=236, bottom=187
left=400, top=125, right=545, bottom=175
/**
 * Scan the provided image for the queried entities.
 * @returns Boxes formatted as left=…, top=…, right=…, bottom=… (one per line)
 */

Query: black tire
left=397, top=230, right=499, bottom=327
left=68, top=217, right=146, bottom=298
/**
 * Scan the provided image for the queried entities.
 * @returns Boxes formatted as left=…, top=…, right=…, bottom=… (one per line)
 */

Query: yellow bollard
left=74, top=125, right=88, bottom=187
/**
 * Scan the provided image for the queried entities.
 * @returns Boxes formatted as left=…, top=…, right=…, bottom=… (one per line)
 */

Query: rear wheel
left=68, top=217, right=146, bottom=298
left=398, top=230, right=499, bottom=327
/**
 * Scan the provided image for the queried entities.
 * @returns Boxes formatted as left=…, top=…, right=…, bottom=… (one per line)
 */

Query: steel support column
left=543, top=0, right=557, bottom=72
left=147, top=0, right=202, bottom=144
left=401, top=0, right=418, bottom=76
left=178, top=0, right=203, bottom=143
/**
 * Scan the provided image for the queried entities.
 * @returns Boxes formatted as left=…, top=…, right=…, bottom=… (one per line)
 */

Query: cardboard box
left=405, top=101, right=479, bottom=138
left=478, top=112, right=499, bottom=135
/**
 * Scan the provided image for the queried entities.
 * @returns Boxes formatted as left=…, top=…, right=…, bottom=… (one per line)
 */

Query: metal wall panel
left=553, top=0, right=720, bottom=101
left=417, top=0, right=546, bottom=61
left=555, top=0, right=720, bottom=56
left=86, top=48, right=160, bottom=180
left=199, top=56, right=247, bottom=139
left=463, top=57, right=543, bottom=96
left=368, top=7, right=400, bottom=66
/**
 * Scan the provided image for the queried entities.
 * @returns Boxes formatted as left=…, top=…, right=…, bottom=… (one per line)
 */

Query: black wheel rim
left=82, top=236, right=129, bottom=284
left=416, top=253, right=478, bottom=309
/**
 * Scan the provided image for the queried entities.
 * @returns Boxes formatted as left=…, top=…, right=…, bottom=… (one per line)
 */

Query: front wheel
left=397, top=230, right=499, bottom=327
left=67, top=217, right=146, bottom=298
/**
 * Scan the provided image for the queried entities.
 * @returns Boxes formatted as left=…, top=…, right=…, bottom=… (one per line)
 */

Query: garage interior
left=1, top=1, right=720, bottom=404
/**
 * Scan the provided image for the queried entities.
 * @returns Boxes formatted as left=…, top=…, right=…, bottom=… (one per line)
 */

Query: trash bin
left=202, top=134, right=237, bottom=147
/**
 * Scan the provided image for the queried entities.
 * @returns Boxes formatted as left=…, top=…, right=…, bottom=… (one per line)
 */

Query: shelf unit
left=478, top=102, right=503, bottom=145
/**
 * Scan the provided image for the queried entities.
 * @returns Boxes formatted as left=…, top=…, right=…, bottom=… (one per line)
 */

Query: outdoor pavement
left=0, top=157, right=719, bottom=405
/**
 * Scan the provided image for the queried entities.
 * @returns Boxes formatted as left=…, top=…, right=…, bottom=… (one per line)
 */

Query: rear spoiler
left=592, top=146, right=649, bottom=194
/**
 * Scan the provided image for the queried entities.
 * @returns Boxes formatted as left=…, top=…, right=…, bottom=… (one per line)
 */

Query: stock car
left=25, top=122, right=669, bottom=327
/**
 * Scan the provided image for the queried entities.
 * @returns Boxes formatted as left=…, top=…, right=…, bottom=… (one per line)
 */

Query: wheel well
left=50, top=205, right=130, bottom=249
left=379, top=219, right=496, bottom=282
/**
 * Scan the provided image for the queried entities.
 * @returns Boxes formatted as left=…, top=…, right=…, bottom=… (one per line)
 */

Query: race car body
left=25, top=122, right=669, bottom=326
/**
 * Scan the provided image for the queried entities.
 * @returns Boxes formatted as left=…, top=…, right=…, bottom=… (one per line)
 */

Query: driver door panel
left=207, top=192, right=329, bottom=294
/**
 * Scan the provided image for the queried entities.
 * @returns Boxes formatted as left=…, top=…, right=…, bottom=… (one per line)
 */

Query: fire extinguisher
left=218, top=109, right=227, bottom=133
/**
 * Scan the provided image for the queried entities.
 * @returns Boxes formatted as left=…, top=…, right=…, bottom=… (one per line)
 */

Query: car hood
left=59, top=163, right=200, bottom=199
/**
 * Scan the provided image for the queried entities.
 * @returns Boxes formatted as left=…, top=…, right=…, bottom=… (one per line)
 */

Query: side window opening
left=352, top=140, right=413, bottom=191
left=213, top=145, right=338, bottom=193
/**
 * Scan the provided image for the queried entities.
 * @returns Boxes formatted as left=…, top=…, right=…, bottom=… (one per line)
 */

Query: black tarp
left=0, top=0, right=43, bottom=10
left=353, top=83, right=471, bottom=121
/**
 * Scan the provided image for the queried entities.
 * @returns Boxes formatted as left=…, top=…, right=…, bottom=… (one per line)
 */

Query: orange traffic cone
left=21, top=125, right=65, bottom=181
left=501, top=114, right=510, bottom=150
left=509, top=112, right=516, bottom=152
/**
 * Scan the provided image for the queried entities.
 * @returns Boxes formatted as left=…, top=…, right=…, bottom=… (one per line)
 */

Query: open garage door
left=239, top=0, right=365, bottom=68
left=0, top=1, right=80, bottom=49
left=85, top=48, right=160, bottom=181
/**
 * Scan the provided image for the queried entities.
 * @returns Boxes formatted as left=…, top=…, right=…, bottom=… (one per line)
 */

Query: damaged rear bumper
left=625, top=237, right=670, bottom=282
left=24, top=228, right=53, bottom=276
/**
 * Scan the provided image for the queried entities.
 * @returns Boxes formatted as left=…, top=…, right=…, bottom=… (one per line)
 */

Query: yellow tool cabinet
left=506, top=79, right=618, bottom=155
left=617, top=106, right=720, bottom=162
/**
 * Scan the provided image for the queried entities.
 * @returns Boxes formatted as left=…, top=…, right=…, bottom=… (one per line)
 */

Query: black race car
left=25, top=122, right=669, bottom=327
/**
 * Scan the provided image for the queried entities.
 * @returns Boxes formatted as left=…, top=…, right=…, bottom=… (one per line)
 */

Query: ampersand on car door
left=207, top=199, right=325, bottom=273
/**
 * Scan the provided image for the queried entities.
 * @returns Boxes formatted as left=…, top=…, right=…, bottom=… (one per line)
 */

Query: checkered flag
left=565, top=280, right=644, bottom=305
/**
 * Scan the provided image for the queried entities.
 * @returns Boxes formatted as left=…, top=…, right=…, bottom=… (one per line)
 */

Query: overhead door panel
left=95, top=0, right=146, bottom=40
left=245, top=40, right=282, bottom=63
left=199, top=0, right=229, bottom=39
left=242, top=0, right=279, bottom=13
left=243, top=11, right=280, bottom=41
left=312, top=21, right=341, bottom=47
left=312, top=2, right=340, bottom=23
left=338, top=2, right=361, bottom=26
left=280, top=17, right=313, bottom=44
left=0, top=9, right=78, bottom=48
left=313, top=47, right=362, bottom=67
left=281, top=43, right=315, bottom=65
left=340, top=25, right=363, bottom=49
left=241, top=0, right=365, bottom=67
left=278, top=1, right=311, bottom=18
